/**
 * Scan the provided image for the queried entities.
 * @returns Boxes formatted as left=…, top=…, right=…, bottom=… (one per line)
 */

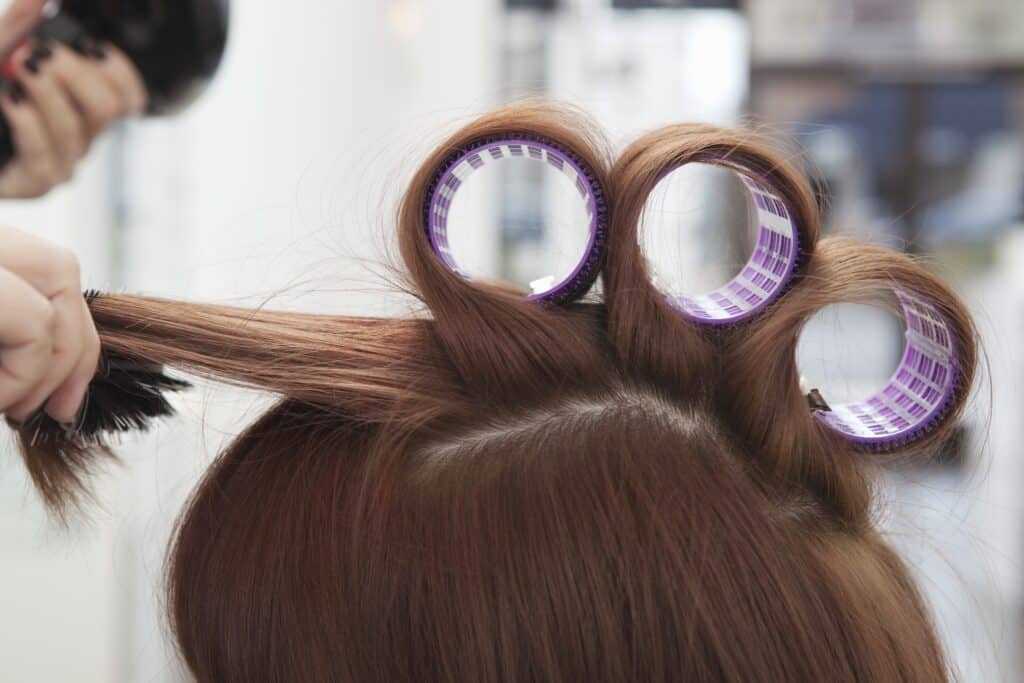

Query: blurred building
left=750, top=0, right=1024, bottom=66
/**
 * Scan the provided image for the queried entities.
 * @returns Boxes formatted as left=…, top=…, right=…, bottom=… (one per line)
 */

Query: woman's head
left=14, top=103, right=976, bottom=682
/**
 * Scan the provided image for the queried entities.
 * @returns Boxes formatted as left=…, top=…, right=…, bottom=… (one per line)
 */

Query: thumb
left=0, top=0, right=45, bottom=56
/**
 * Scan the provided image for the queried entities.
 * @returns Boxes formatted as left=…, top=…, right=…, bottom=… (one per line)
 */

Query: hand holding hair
left=0, top=224, right=98, bottom=425
left=0, top=225, right=186, bottom=515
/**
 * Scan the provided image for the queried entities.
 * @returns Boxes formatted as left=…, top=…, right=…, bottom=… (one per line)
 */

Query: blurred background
left=1, top=0, right=1022, bottom=680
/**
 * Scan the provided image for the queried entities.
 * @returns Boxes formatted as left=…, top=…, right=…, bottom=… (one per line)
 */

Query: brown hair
left=14, top=103, right=977, bottom=682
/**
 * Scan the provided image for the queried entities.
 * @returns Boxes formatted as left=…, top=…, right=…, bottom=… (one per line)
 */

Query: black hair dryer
left=0, top=0, right=230, bottom=165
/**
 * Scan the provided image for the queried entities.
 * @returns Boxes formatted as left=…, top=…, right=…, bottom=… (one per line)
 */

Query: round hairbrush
left=423, top=136, right=608, bottom=305
left=0, top=0, right=229, bottom=165
left=811, top=290, right=960, bottom=451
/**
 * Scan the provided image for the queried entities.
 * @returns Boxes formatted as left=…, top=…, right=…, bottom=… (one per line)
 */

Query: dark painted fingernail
left=24, top=58, right=39, bottom=75
left=6, top=409, right=43, bottom=430
left=9, top=80, right=26, bottom=103
left=71, top=35, right=107, bottom=60
left=70, top=34, right=93, bottom=56
left=31, top=43, right=53, bottom=61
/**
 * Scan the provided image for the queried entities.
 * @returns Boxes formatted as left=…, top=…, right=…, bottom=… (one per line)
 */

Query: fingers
left=45, top=295, right=100, bottom=422
left=0, top=0, right=45, bottom=53
left=95, top=43, right=147, bottom=115
left=0, top=266, right=56, bottom=421
left=0, top=40, right=146, bottom=198
left=5, top=285, right=85, bottom=422
left=0, top=226, right=97, bottom=423
left=17, top=42, right=87, bottom=166
left=0, top=83, right=62, bottom=197
left=44, top=42, right=128, bottom=136
left=0, top=224, right=80, bottom=301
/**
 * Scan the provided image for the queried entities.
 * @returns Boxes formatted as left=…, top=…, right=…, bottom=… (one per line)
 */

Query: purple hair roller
left=661, top=171, right=801, bottom=325
left=424, top=136, right=608, bottom=305
left=812, top=290, right=960, bottom=451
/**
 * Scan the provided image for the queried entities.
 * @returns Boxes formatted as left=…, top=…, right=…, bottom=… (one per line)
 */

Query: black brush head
left=41, top=0, right=230, bottom=114
left=10, top=342, right=191, bottom=520
left=0, top=1, right=230, bottom=167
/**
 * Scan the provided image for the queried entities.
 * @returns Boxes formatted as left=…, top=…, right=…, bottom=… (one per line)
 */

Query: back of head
left=169, top=374, right=948, bottom=681
left=13, top=103, right=975, bottom=682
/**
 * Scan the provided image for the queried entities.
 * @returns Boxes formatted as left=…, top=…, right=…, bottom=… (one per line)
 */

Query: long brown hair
left=13, top=103, right=977, bottom=682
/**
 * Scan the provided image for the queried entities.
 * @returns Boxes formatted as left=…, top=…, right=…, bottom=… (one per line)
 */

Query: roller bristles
left=423, top=133, right=608, bottom=227
left=10, top=348, right=191, bottom=522
left=861, top=393, right=958, bottom=454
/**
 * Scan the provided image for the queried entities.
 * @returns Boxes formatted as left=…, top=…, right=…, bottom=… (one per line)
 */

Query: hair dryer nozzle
left=0, top=0, right=229, bottom=166
left=42, top=0, right=230, bottom=115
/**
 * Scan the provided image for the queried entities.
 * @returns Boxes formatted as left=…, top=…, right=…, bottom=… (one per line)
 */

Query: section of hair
left=397, top=102, right=613, bottom=407
left=10, top=344, right=190, bottom=522
left=718, top=236, right=977, bottom=523
left=604, top=124, right=819, bottom=396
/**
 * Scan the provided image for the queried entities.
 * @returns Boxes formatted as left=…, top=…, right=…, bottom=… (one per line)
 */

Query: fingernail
left=64, top=401, right=87, bottom=434
left=70, top=35, right=106, bottom=61
left=9, top=80, right=25, bottom=103
left=70, top=34, right=93, bottom=57
left=31, top=44, right=53, bottom=62
left=23, top=58, right=39, bottom=75
left=6, top=409, right=42, bottom=430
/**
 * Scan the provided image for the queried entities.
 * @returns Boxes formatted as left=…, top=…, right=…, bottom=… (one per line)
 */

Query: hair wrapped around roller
left=10, top=102, right=978, bottom=683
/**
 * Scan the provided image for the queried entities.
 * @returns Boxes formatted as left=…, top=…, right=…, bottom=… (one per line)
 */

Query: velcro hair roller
left=812, top=290, right=960, bottom=451
left=690, top=172, right=799, bottom=324
left=605, top=125, right=817, bottom=329
left=657, top=164, right=801, bottom=325
left=423, top=136, right=609, bottom=305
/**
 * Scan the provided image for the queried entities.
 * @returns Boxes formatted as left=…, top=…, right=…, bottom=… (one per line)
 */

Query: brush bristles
left=12, top=348, right=191, bottom=522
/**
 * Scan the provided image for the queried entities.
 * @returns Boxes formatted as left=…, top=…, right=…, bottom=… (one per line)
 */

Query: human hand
left=0, top=225, right=98, bottom=426
left=0, top=0, right=146, bottom=198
